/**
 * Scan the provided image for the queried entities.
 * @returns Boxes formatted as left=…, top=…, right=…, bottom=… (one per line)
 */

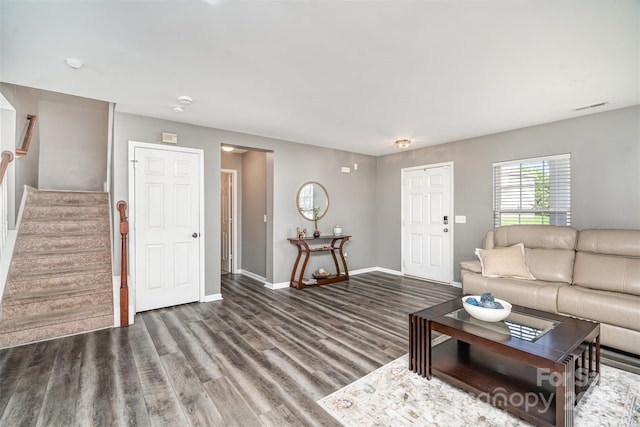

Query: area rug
left=318, top=353, right=640, bottom=426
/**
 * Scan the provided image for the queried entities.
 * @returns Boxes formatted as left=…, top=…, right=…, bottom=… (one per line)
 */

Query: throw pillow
left=475, top=243, right=536, bottom=280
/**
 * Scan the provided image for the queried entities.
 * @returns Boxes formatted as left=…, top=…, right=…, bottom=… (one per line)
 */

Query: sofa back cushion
left=490, top=225, right=578, bottom=284
left=574, top=229, right=640, bottom=296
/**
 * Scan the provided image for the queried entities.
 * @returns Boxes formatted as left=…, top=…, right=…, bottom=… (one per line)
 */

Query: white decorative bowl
left=462, top=296, right=512, bottom=322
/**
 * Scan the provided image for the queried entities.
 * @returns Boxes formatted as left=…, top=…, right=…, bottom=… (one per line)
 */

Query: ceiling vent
left=572, top=101, right=608, bottom=112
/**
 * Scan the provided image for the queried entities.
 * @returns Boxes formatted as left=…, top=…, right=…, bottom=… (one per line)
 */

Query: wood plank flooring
left=0, top=272, right=461, bottom=426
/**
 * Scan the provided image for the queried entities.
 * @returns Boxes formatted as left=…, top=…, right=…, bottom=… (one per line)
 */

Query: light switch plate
left=455, top=215, right=467, bottom=224
left=341, top=167, right=351, bottom=173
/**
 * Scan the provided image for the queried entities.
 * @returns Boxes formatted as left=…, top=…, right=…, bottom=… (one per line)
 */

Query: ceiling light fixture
left=395, top=139, right=411, bottom=150
left=177, top=95, right=194, bottom=105
left=172, top=105, right=184, bottom=113
left=64, top=57, right=84, bottom=69
left=221, top=145, right=235, bottom=152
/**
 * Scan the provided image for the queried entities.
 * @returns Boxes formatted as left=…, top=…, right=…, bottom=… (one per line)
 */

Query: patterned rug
left=318, top=352, right=640, bottom=426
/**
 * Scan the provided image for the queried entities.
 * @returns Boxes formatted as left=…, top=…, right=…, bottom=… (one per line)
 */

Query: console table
left=287, top=235, right=350, bottom=289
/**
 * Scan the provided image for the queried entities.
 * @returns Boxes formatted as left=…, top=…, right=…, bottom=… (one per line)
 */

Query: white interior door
left=402, top=164, right=452, bottom=283
left=221, top=170, right=234, bottom=274
left=132, top=144, right=202, bottom=312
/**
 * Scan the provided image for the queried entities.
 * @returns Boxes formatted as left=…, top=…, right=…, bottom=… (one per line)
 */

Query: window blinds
left=493, top=154, right=571, bottom=228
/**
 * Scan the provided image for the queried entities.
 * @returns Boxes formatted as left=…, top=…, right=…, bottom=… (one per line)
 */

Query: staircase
left=0, top=189, right=113, bottom=348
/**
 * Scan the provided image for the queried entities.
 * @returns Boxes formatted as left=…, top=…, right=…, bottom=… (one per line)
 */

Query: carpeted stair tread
left=1, top=290, right=112, bottom=320
left=4, top=269, right=112, bottom=294
left=6, top=263, right=112, bottom=280
left=0, top=314, right=113, bottom=349
left=0, top=303, right=113, bottom=334
left=25, top=191, right=108, bottom=206
left=3, top=283, right=109, bottom=305
left=11, top=246, right=110, bottom=259
left=15, top=233, right=110, bottom=252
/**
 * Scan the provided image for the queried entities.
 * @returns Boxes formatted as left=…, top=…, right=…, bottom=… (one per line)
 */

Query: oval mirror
left=296, top=181, right=329, bottom=221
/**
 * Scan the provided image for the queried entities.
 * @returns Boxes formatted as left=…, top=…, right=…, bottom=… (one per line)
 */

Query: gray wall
left=242, top=151, right=267, bottom=277
left=375, top=106, right=640, bottom=281
left=113, top=112, right=377, bottom=296
left=37, top=99, right=108, bottom=191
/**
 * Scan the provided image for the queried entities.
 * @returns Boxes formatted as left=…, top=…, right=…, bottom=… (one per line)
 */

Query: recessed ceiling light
left=64, top=57, right=84, bottom=69
left=177, top=95, right=194, bottom=105
left=172, top=105, right=184, bottom=113
left=221, top=145, right=234, bottom=152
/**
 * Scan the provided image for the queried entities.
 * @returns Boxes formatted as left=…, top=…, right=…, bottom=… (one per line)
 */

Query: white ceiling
left=1, top=0, right=638, bottom=156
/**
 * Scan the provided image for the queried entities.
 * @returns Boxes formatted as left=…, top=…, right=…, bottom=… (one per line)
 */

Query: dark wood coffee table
left=409, top=298, right=600, bottom=427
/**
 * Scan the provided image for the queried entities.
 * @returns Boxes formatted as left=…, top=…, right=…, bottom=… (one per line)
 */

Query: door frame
left=221, top=169, right=238, bottom=274
left=128, top=140, right=205, bottom=318
left=400, top=161, right=454, bottom=284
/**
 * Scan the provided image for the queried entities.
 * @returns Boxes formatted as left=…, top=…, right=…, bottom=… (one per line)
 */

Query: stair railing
left=16, top=115, right=37, bottom=156
left=0, top=151, right=14, bottom=256
left=116, top=200, right=129, bottom=327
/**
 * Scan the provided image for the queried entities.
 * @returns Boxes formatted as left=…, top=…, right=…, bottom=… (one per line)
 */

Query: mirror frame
left=296, top=181, right=330, bottom=221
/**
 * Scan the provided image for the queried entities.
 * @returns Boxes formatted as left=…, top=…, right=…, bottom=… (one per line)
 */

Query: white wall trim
left=220, top=168, right=238, bottom=274
left=239, top=269, right=266, bottom=283
left=203, top=293, right=223, bottom=302
left=373, top=267, right=403, bottom=276
left=451, top=281, right=462, bottom=288
left=265, top=281, right=290, bottom=290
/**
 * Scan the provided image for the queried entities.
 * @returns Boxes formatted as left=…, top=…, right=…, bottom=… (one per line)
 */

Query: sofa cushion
left=577, top=229, right=640, bottom=257
left=475, top=243, right=535, bottom=279
left=493, top=225, right=577, bottom=250
left=573, top=252, right=640, bottom=296
left=524, top=248, right=575, bottom=284
left=459, top=259, right=482, bottom=274
left=461, top=272, right=564, bottom=314
left=558, top=286, right=640, bottom=332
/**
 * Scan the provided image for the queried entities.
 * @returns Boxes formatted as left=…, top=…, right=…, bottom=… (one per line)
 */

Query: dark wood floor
left=0, top=272, right=461, bottom=426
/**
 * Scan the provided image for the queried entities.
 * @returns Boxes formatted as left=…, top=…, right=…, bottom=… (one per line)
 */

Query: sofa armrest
left=459, top=259, right=482, bottom=274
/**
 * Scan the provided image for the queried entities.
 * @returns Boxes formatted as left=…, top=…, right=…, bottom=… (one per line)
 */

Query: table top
left=412, top=297, right=600, bottom=363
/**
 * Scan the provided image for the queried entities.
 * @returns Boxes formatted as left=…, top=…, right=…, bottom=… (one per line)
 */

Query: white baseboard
left=202, top=293, right=223, bottom=302
left=265, top=282, right=290, bottom=290
left=451, top=281, right=462, bottom=288
left=374, top=267, right=403, bottom=276
left=349, top=267, right=377, bottom=275
left=239, top=269, right=266, bottom=283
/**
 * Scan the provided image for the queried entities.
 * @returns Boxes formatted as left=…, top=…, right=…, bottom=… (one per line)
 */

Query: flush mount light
left=221, top=145, right=235, bottom=152
left=172, top=105, right=184, bottom=113
left=395, top=139, right=411, bottom=150
left=177, top=95, right=194, bottom=105
left=64, top=57, right=84, bottom=69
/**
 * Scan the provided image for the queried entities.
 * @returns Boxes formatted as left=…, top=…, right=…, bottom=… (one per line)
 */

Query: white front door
left=402, top=164, right=452, bottom=283
left=131, top=143, right=202, bottom=312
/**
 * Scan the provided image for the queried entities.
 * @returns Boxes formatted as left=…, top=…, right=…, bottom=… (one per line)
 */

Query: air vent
left=572, top=101, right=608, bottom=112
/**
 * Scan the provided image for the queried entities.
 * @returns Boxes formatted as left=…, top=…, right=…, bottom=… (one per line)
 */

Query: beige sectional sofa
left=460, top=225, right=640, bottom=355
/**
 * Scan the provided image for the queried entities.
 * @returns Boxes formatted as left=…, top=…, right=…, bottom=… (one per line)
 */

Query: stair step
left=26, top=191, right=108, bottom=207
left=19, top=218, right=109, bottom=234
left=4, top=268, right=112, bottom=294
left=15, top=233, right=110, bottom=253
left=2, top=289, right=112, bottom=320
left=9, top=249, right=111, bottom=275
left=0, top=309, right=113, bottom=349
left=22, top=205, right=108, bottom=220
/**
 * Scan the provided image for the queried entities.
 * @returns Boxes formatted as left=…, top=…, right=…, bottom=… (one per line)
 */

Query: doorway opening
left=221, top=169, right=237, bottom=275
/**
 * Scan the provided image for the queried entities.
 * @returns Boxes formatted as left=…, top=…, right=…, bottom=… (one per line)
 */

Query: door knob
left=192, top=232, right=199, bottom=238
left=443, top=228, right=448, bottom=233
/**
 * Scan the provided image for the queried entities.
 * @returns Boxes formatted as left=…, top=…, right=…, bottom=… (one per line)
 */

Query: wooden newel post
left=117, top=200, right=129, bottom=327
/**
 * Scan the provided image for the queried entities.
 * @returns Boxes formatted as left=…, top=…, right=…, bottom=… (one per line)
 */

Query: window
left=493, top=154, right=571, bottom=227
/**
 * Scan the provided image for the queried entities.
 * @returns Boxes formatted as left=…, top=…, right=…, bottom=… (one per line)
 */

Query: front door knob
left=443, top=228, right=448, bottom=232
left=192, top=232, right=199, bottom=238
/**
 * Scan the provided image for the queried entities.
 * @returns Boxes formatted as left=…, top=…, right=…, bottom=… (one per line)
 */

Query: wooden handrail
left=117, top=200, right=129, bottom=327
left=16, top=115, right=37, bottom=156
left=0, top=151, right=14, bottom=185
